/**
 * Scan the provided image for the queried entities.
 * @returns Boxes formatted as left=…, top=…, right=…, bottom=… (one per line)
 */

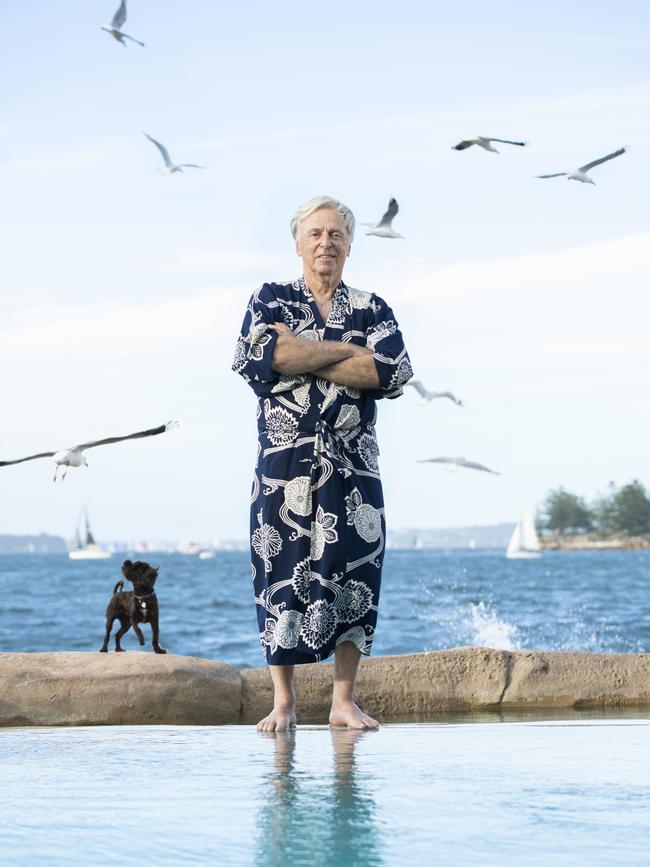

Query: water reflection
left=257, top=729, right=381, bottom=867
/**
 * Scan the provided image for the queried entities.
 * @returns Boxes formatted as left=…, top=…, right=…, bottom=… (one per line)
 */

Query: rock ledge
left=1, top=648, right=649, bottom=727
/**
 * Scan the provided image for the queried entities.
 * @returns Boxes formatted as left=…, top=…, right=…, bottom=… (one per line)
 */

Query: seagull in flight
left=101, top=1, right=145, bottom=47
left=360, top=198, right=404, bottom=238
left=0, top=421, right=179, bottom=482
left=417, top=456, right=500, bottom=475
left=407, top=381, right=464, bottom=407
left=452, top=136, right=526, bottom=154
left=144, top=133, right=205, bottom=175
left=536, top=147, right=627, bottom=184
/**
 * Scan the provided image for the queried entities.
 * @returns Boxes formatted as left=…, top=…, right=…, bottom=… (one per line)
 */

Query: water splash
left=462, top=602, right=521, bottom=651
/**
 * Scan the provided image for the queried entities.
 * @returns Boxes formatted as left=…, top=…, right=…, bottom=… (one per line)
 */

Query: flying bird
left=101, top=1, right=145, bottom=47
left=407, top=381, right=464, bottom=407
left=536, top=147, right=627, bottom=184
left=417, top=456, right=500, bottom=475
left=144, top=133, right=205, bottom=174
left=452, top=136, right=526, bottom=154
left=0, top=421, right=179, bottom=482
left=360, top=198, right=404, bottom=238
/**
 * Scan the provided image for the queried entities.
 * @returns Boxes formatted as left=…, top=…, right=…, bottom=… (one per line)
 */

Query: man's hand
left=267, top=323, right=294, bottom=337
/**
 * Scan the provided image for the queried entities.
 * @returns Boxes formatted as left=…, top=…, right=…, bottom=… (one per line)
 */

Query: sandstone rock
left=240, top=647, right=509, bottom=724
left=3, top=649, right=650, bottom=728
left=503, top=651, right=650, bottom=708
left=0, top=652, right=241, bottom=726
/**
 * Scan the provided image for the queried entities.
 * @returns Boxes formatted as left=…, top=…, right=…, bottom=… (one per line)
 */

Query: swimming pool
left=1, top=718, right=649, bottom=865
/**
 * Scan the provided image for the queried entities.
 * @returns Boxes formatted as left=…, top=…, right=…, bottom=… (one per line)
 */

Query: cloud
left=191, top=82, right=650, bottom=156
left=396, top=231, right=650, bottom=301
left=440, top=337, right=650, bottom=367
left=0, top=139, right=126, bottom=176
left=168, top=249, right=290, bottom=271
left=356, top=230, right=650, bottom=368
left=0, top=286, right=244, bottom=361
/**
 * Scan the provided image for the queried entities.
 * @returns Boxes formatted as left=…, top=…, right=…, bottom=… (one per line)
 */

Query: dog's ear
left=153, top=565, right=160, bottom=575
left=121, top=560, right=133, bottom=578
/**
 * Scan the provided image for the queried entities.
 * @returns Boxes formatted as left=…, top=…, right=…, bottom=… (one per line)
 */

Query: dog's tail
left=112, top=580, right=125, bottom=595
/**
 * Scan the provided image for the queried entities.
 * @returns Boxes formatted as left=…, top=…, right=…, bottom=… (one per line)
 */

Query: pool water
left=1, top=719, right=649, bottom=866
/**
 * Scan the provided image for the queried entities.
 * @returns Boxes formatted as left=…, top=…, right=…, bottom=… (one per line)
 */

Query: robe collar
left=296, top=275, right=348, bottom=301
left=296, top=275, right=348, bottom=330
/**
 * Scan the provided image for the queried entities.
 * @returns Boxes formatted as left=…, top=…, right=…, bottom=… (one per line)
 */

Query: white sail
left=69, top=507, right=111, bottom=560
left=521, top=510, right=541, bottom=552
left=506, top=524, right=522, bottom=556
left=506, top=510, right=542, bottom=559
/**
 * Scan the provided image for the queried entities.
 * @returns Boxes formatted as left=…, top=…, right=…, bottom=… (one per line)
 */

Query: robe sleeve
left=232, top=284, right=281, bottom=395
left=365, top=294, right=413, bottom=399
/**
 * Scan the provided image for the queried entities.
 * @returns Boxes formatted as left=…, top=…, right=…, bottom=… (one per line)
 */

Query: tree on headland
left=542, top=480, right=650, bottom=538
left=606, top=480, right=650, bottom=536
left=542, top=488, right=593, bottom=535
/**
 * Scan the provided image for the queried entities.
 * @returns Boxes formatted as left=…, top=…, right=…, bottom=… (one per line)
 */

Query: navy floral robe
left=233, top=276, right=412, bottom=665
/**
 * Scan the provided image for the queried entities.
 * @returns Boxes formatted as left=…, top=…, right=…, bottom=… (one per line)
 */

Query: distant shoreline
left=2, top=530, right=649, bottom=554
left=541, top=534, right=650, bottom=551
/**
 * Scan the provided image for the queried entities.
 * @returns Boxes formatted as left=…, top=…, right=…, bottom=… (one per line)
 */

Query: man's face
left=295, top=208, right=351, bottom=282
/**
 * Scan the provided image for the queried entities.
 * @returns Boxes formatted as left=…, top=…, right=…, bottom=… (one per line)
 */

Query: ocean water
left=0, top=550, right=648, bottom=665
left=2, top=721, right=650, bottom=866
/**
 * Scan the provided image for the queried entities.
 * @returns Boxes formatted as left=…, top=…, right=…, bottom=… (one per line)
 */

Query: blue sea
left=1, top=549, right=648, bottom=663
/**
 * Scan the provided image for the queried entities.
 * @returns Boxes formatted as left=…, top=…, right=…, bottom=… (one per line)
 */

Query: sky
left=1, top=0, right=649, bottom=543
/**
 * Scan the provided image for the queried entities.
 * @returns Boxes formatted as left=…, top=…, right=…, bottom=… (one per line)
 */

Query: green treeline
left=540, top=481, right=650, bottom=536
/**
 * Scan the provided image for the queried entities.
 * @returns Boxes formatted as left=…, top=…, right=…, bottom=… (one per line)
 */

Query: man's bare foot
left=257, top=702, right=297, bottom=733
left=329, top=700, right=379, bottom=730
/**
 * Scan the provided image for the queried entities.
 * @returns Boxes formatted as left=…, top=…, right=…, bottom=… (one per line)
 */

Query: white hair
left=290, top=195, right=355, bottom=242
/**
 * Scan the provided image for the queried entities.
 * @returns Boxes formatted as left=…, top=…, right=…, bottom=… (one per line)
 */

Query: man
left=233, top=196, right=412, bottom=731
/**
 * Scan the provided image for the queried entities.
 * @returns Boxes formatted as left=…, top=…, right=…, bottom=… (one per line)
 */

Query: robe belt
left=299, top=419, right=372, bottom=478
left=300, top=419, right=364, bottom=448
left=294, top=419, right=373, bottom=438
left=259, top=420, right=375, bottom=474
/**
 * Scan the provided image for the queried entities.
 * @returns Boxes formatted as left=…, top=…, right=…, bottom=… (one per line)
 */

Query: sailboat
left=506, top=509, right=542, bottom=559
left=68, top=509, right=112, bottom=560
left=198, top=549, right=215, bottom=560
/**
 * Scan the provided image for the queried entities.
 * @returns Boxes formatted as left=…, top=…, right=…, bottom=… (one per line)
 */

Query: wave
left=461, top=601, right=521, bottom=651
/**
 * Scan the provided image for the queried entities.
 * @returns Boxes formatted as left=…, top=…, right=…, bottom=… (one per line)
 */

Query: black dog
left=99, top=559, right=166, bottom=654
